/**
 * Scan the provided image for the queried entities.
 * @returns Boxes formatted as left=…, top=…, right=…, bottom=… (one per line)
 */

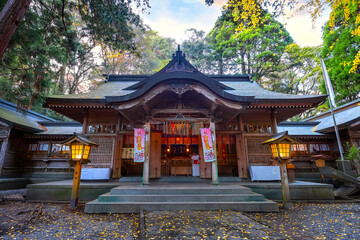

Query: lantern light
left=61, top=133, right=98, bottom=209
left=262, top=131, right=300, bottom=161
left=262, top=131, right=300, bottom=208
left=62, top=133, right=98, bottom=164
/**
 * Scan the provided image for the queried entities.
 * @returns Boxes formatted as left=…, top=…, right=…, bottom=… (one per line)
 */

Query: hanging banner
left=134, top=128, right=145, bottom=162
left=200, top=128, right=216, bottom=162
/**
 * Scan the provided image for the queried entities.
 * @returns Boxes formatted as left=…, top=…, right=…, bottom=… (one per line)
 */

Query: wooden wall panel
left=149, top=132, right=161, bottom=178
left=246, top=136, right=272, bottom=166
left=88, top=137, right=114, bottom=168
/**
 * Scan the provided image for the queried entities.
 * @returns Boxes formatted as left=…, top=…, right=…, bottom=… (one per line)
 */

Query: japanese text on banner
left=134, top=128, right=145, bottom=162
left=200, top=128, right=216, bottom=162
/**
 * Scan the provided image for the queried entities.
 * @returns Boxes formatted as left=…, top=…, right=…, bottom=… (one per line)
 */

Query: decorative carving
left=166, top=61, right=194, bottom=73
left=168, top=86, right=191, bottom=95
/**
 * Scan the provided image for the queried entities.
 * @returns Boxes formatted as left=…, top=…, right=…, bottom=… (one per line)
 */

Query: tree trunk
left=58, top=65, right=65, bottom=94
left=0, top=0, right=32, bottom=59
left=240, top=52, right=246, bottom=74
left=218, top=52, right=223, bottom=75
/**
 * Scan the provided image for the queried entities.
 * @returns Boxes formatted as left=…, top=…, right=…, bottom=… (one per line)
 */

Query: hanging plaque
left=134, top=128, right=145, bottom=162
left=200, top=128, right=216, bottom=162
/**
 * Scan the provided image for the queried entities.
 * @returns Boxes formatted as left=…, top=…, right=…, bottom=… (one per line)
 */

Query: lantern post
left=262, top=131, right=300, bottom=209
left=62, top=133, right=98, bottom=208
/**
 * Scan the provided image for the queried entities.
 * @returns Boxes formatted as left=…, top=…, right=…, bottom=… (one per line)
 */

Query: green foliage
left=321, top=11, right=360, bottom=105
left=344, top=142, right=360, bottom=162
left=99, top=27, right=175, bottom=75
left=182, top=29, right=213, bottom=74
left=0, top=0, right=151, bottom=119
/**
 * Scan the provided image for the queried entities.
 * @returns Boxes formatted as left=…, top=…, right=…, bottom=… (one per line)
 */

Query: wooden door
left=149, top=132, right=161, bottom=178
left=198, top=135, right=211, bottom=178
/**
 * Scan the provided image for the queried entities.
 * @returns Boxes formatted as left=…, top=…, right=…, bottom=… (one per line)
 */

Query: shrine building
left=40, top=46, right=331, bottom=181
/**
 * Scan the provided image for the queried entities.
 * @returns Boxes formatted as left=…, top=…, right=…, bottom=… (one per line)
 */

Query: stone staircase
left=85, top=183, right=279, bottom=213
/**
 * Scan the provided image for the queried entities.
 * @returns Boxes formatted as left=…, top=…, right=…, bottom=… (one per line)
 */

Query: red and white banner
left=200, top=128, right=216, bottom=162
left=134, top=128, right=145, bottom=162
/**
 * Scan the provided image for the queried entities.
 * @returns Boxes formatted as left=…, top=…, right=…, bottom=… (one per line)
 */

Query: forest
left=0, top=0, right=359, bottom=120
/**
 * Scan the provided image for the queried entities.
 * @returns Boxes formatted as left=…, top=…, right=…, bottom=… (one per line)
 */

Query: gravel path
left=1, top=196, right=360, bottom=239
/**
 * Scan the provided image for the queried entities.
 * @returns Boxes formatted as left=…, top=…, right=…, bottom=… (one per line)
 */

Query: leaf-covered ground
left=1, top=201, right=360, bottom=239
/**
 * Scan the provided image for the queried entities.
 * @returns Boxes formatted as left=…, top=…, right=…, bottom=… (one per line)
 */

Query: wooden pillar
left=82, top=109, right=89, bottom=134
left=236, top=115, right=248, bottom=178
left=210, top=121, right=219, bottom=185
left=112, top=113, right=123, bottom=178
left=271, top=109, right=278, bottom=133
left=0, top=127, right=10, bottom=175
left=70, top=161, right=82, bottom=208
left=112, top=134, right=123, bottom=178
left=142, top=122, right=150, bottom=185
left=149, top=132, right=162, bottom=178
left=280, top=160, right=292, bottom=208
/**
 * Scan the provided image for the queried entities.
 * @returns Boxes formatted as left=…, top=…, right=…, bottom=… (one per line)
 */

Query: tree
left=182, top=29, right=213, bottom=74
left=321, top=21, right=360, bottom=104
left=206, top=0, right=360, bottom=75
left=0, top=0, right=32, bottom=59
left=0, top=0, right=149, bottom=116
left=206, top=7, right=293, bottom=82
left=99, top=26, right=175, bottom=75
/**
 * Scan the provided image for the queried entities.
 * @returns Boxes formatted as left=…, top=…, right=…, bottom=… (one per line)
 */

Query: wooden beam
left=151, top=108, right=210, bottom=115
left=271, top=109, right=278, bottom=133
left=210, top=103, right=218, bottom=112
left=82, top=109, right=89, bottom=134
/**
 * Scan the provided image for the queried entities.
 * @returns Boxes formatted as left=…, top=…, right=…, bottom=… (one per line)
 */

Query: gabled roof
left=0, top=99, right=55, bottom=132
left=46, top=46, right=327, bottom=122
left=306, top=99, right=360, bottom=133
left=278, top=121, right=333, bottom=138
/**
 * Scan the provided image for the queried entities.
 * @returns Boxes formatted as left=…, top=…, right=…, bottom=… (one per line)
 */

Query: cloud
left=140, top=0, right=328, bottom=47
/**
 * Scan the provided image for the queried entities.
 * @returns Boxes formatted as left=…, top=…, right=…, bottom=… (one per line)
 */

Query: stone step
left=110, top=185, right=253, bottom=195
left=84, top=200, right=279, bottom=213
left=98, top=193, right=266, bottom=202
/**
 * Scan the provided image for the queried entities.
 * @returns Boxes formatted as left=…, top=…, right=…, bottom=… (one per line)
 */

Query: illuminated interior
left=71, top=144, right=91, bottom=160
left=271, top=143, right=291, bottom=159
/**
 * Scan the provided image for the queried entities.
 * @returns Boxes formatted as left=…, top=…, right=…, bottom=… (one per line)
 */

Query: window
left=88, top=124, right=116, bottom=133
left=51, top=144, right=62, bottom=153
left=310, top=143, right=330, bottom=153
left=29, top=144, right=38, bottom=151
left=39, top=144, right=49, bottom=151
left=291, top=144, right=308, bottom=152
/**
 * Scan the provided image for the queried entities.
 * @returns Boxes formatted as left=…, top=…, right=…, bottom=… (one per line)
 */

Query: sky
left=139, top=0, right=330, bottom=47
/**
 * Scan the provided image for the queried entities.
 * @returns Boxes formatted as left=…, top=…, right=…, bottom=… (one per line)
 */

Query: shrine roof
left=278, top=122, right=332, bottom=138
left=34, top=121, right=82, bottom=135
left=0, top=99, right=55, bottom=132
left=46, top=46, right=326, bottom=107
left=311, top=103, right=360, bottom=133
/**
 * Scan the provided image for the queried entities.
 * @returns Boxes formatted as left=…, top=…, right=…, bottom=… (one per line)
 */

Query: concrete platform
left=84, top=183, right=279, bottom=213
left=26, top=178, right=335, bottom=203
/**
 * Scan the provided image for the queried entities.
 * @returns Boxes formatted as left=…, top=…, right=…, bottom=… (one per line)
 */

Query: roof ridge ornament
left=166, top=45, right=194, bottom=73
